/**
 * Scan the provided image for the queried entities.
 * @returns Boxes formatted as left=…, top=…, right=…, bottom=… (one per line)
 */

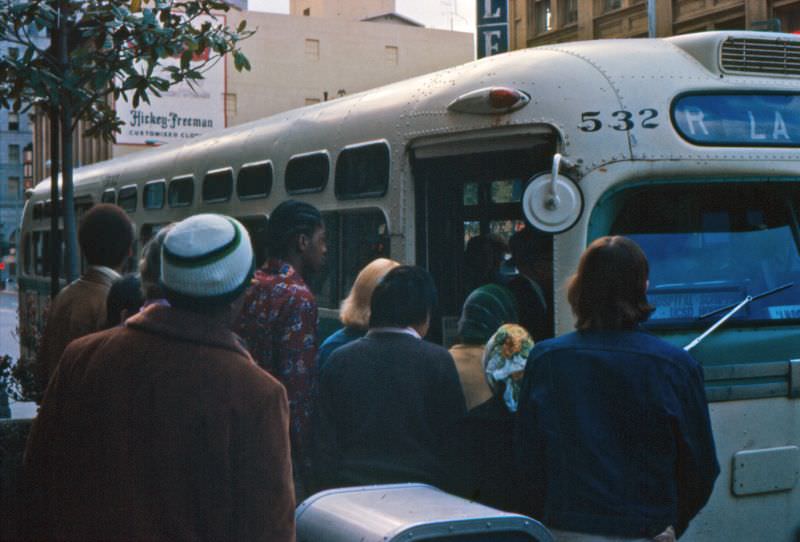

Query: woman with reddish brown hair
left=514, top=236, right=719, bottom=542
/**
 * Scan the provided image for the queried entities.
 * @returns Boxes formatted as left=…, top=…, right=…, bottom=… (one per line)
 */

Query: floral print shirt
left=236, top=259, right=318, bottom=465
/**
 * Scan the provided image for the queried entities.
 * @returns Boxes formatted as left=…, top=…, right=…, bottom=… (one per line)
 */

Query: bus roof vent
left=721, top=36, right=800, bottom=77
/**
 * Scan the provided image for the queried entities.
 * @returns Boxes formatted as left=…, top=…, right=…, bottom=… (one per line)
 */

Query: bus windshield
left=603, top=182, right=800, bottom=325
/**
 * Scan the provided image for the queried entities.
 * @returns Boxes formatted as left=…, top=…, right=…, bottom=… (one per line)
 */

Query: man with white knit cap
left=23, top=214, right=296, bottom=542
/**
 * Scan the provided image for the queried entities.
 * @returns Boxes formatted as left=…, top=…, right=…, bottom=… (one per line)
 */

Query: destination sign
left=672, top=93, right=800, bottom=147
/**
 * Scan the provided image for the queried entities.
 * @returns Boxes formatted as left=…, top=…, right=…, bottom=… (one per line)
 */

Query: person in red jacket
left=236, top=199, right=327, bottom=497
left=23, top=214, right=295, bottom=541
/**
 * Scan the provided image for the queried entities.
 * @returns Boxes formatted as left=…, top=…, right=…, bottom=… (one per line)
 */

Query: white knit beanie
left=160, top=214, right=254, bottom=307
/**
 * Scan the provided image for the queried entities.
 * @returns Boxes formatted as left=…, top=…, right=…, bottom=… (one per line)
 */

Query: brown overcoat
left=23, top=304, right=296, bottom=542
left=35, top=266, right=119, bottom=390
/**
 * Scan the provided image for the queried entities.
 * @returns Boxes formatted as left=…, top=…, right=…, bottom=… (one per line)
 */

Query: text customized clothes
left=515, top=330, right=719, bottom=538
left=236, top=259, right=319, bottom=466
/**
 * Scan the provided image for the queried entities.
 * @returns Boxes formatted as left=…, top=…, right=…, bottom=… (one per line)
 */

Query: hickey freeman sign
left=476, top=0, right=509, bottom=59
left=115, top=13, right=226, bottom=145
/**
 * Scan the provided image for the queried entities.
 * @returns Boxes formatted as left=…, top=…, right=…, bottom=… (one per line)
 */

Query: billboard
left=476, top=0, right=509, bottom=59
left=115, top=14, right=226, bottom=145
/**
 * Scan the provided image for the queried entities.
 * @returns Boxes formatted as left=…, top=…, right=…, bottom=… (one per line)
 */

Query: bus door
left=412, top=134, right=556, bottom=344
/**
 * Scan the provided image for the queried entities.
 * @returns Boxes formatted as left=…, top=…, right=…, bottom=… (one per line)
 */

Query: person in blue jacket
left=515, top=235, right=719, bottom=541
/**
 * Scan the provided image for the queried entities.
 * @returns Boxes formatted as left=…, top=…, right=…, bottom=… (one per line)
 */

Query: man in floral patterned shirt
left=236, top=200, right=326, bottom=495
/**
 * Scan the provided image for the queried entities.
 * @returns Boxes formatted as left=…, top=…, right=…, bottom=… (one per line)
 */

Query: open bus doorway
left=412, top=137, right=556, bottom=345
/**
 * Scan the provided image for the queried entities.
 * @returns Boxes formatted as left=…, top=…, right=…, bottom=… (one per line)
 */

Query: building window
left=8, top=144, right=20, bottom=164
left=535, top=0, right=552, bottom=33
left=224, top=92, right=237, bottom=117
left=561, top=0, right=578, bottom=24
left=303, top=7, right=310, bottom=15
left=8, top=112, right=19, bottom=131
left=305, top=39, right=320, bottom=61
left=604, top=0, right=622, bottom=12
left=8, top=176, right=20, bottom=197
left=385, top=45, right=399, bottom=65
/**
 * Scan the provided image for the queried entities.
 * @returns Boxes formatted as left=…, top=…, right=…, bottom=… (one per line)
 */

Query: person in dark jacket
left=104, top=274, right=144, bottom=328
left=313, top=265, right=467, bottom=494
left=23, top=214, right=295, bottom=542
left=515, top=236, right=719, bottom=541
left=506, top=228, right=554, bottom=342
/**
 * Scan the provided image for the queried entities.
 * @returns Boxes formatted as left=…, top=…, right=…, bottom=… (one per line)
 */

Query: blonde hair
left=340, top=258, right=400, bottom=329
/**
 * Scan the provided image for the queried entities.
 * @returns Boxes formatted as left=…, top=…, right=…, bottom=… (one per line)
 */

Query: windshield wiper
left=684, top=282, right=795, bottom=352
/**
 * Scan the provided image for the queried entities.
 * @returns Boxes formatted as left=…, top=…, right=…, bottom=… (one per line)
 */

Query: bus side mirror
left=522, top=153, right=583, bottom=234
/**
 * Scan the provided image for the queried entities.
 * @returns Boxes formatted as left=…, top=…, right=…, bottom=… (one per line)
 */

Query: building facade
left=1, top=31, right=47, bottom=256
left=31, top=3, right=473, bottom=181
left=512, top=0, right=800, bottom=48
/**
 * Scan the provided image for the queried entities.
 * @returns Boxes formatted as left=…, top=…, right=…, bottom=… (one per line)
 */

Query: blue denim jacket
left=515, top=329, right=719, bottom=538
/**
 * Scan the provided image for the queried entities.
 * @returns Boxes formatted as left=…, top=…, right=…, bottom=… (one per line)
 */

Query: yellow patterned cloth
left=483, top=323, right=535, bottom=412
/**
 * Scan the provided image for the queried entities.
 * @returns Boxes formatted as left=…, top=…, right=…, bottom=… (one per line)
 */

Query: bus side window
left=335, top=142, right=390, bottom=200
left=307, top=209, right=389, bottom=310
left=235, top=215, right=269, bottom=269
left=307, top=212, right=340, bottom=309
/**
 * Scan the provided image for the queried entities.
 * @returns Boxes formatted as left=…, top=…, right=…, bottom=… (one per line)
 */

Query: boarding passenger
left=449, top=283, right=518, bottom=410
left=236, top=199, right=327, bottom=496
left=317, top=257, right=400, bottom=370
left=313, top=266, right=466, bottom=493
left=104, top=274, right=143, bottom=328
left=463, top=323, right=533, bottom=510
left=515, top=236, right=719, bottom=541
left=506, top=228, right=554, bottom=342
left=463, top=233, right=509, bottom=294
left=35, top=203, right=134, bottom=392
left=23, top=214, right=295, bottom=541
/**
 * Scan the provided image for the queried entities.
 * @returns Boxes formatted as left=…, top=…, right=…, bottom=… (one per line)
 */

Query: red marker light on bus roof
left=489, top=88, right=523, bottom=109
left=447, top=87, right=531, bottom=115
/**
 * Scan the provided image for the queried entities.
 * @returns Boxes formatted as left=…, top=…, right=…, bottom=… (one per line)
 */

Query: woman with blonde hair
left=317, top=257, right=400, bottom=369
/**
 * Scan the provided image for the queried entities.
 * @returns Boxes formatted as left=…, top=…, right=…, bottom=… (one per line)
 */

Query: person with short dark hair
left=35, top=203, right=134, bottom=391
left=507, top=228, right=554, bottom=342
left=104, top=274, right=144, bottom=328
left=236, top=199, right=327, bottom=496
left=313, top=266, right=467, bottom=494
left=515, top=236, right=719, bottom=541
left=23, top=214, right=295, bottom=541
left=463, top=234, right=509, bottom=294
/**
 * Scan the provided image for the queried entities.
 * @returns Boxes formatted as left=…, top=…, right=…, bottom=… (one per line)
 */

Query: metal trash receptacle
left=296, top=483, right=554, bottom=542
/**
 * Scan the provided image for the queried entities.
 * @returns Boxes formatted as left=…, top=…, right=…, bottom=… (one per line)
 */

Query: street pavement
left=1, top=282, right=38, bottom=419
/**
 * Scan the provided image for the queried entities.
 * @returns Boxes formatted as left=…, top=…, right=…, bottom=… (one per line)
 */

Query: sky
left=246, top=0, right=476, bottom=33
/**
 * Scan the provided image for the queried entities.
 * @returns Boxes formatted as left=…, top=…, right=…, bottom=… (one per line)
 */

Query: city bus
left=18, top=30, right=800, bottom=541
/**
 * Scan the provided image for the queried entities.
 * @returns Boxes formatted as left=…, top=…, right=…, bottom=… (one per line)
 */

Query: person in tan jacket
left=35, top=203, right=133, bottom=392
left=23, top=214, right=296, bottom=541
left=449, top=283, right=519, bottom=410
